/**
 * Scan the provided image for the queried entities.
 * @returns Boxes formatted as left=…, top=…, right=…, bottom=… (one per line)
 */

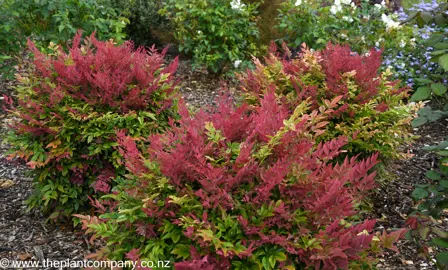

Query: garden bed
left=0, top=59, right=446, bottom=269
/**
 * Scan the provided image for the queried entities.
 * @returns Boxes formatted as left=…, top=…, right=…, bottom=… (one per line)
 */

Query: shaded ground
left=0, top=59, right=447, bottom=269
left=371, top=120, right=448, bottom=270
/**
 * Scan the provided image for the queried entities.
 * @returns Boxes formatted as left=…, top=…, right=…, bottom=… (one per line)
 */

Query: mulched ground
left=370, top=119, right=448, bottom=270
left=0, top=59, right=447, bottom=269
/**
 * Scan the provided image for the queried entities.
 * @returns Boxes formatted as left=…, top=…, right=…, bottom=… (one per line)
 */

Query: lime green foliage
left=0, top=0, right=128, bottom=79
left=160, top=0, right=262, bottom=74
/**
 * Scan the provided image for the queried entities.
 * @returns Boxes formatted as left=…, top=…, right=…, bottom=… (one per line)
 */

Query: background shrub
left=160, top=0, right=262, bottom=74
left=277, top=0, right=414, bottom=53
left=4, top=32, right=179, bottom=220
left=0, top=0, right=128, bottom=80
left=77, top=93, right=406, bottom=269
left=110, top=0, right=172, bottom=47
left=238, top=43, right=419, bottom=161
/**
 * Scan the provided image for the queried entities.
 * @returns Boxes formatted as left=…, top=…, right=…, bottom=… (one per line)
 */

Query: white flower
left=330, top=4, right=342, bottom=14
left=351, top=2, right=356, bottom=8
left=342, top=16, right=353, bottom=22
left=381, top=13, right=401, bottom=29
left=375, top=38, right=384, bottom=47
left=234, top=60, right=242, bottom=68
left=334, top=0, right=341, bottom=5
left=341, top=0, right=351, bottom=5
left=374, top=3, right=382, bottom=10
left=295, top=0, right=302, bottom=6
left=381, top=0, right=386, bottom=6
left=400, top=40, right=406, bottom=48
left=197, top=30, right=202, bottom=34
left=230, top=0, right=245, bottom=10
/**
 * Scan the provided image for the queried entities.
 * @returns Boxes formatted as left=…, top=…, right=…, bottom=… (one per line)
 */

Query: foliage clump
left=238, top=43, right=420, bottom=160
left=4, top=32, right=179, bottom=220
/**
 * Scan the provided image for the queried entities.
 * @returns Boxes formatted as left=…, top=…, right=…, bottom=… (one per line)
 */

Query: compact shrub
left=160, top=0, right=261, bottom=74
left=4, top=32, right=179, bottom=220
left=77, top=93, right=406, bottom=269
left=0, top=0, right=128, bottom=79
left=238, top=43, right=419, bottom=160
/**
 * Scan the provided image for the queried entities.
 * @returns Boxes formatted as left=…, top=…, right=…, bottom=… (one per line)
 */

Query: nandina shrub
left=76, top=94, right=406, bottom=269
left=238, top=43, right=422, bottom=162
left=4, top=31, right=179, bottom=220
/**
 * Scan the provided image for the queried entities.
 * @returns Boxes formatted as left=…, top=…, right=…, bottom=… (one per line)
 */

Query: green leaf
left=415, top=78, right=433, bottom=84
left=431, top=83, right=447, bottom=96
left=418, top=106, right=432, bottom=116
left=432, top=238, right=448, bottom=248
left=428, top=111, right=443, bottom=122
left=48, top=211, right=60, bottom=219
left=426, top=170, right=441, bottom=180
left=412, top=187, right=429, bottom=200
left=440, top=180, right=448, bottom=189
left=418, top=226, right=431, bottom=240
left=172, top=232, right=181, bottom=243
left=434, top=43, right=448, bottom=50
left=420, top=11, right=433, bottom=24
left=439, top=54, right=448, bottom=71
left=411, top=86, right=431, bottom=101
left=436, top=252, right=448, bottom=265
left=274, top=252, right=287, bottom=262
left=171, top=244, right=190, bottom=259
left=411, top=116, right=428, bottom=127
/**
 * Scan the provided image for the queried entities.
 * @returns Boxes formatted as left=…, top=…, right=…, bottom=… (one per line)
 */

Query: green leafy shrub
left=77, top=93, right=406, bottom=269
left=110, top=0, right=172, bottom=47
left=4, top=32, right=179, bottom=220
left=407, top=139, right=448, bottom=268
left=276, top=0, right=415, bottom=54
left=160, top=0, right=261, bottom=74
left=238, top=43, right=419, bottom=161
left=0, top=0, right=128, bottom=79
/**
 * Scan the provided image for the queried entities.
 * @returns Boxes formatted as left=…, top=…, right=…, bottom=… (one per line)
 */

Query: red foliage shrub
left=5, top=31, right=179, bottom=220
left=77, top=92, right=406, bottom=269
left=237, top=42, right=417, bottom=160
